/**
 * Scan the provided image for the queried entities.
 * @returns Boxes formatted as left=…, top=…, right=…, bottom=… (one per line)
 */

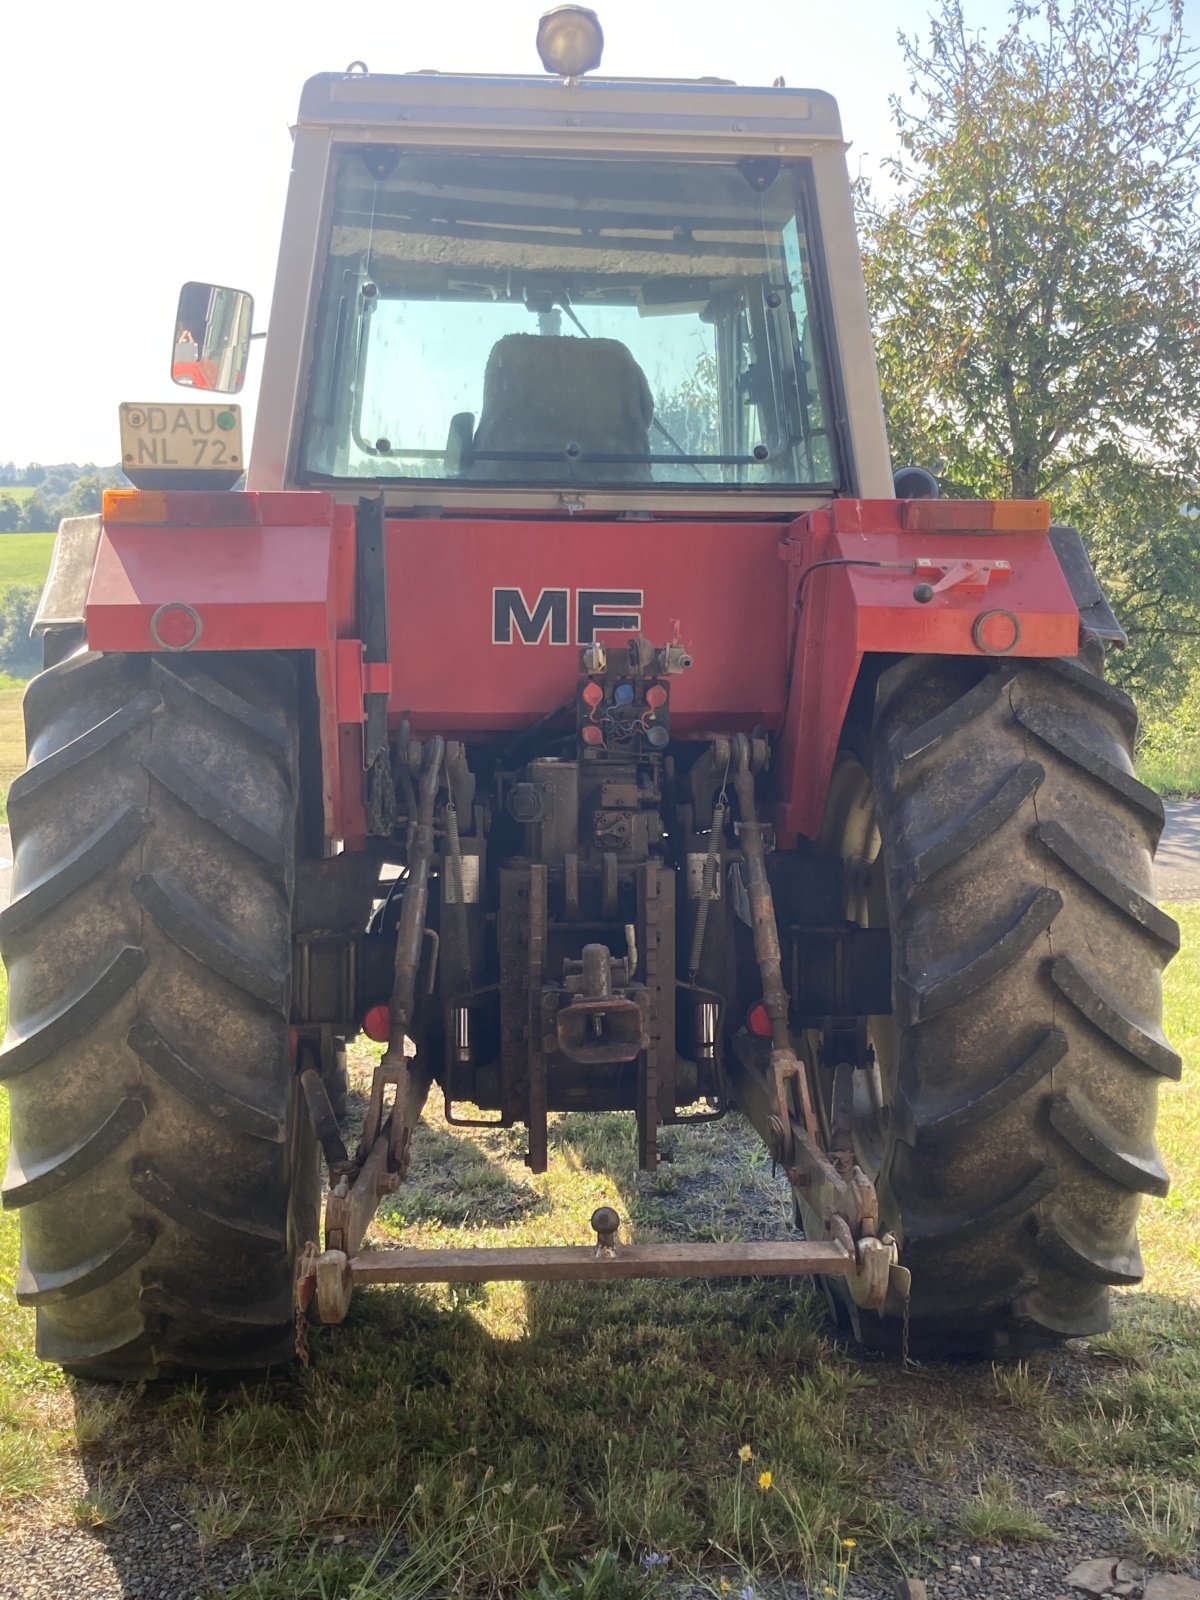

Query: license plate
left=119, top=401, right=244, bottom=473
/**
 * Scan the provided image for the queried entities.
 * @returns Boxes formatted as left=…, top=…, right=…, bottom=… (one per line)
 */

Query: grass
left=0, top=532, right=54, bottom=588
left=953, top=1473, right=1054, bottom=1546
left=1120, top=1481, right=1200, bottom=1567
left=0, top=675, right=25, bottom=821
left=1138, top=745, right=1200, bottom=799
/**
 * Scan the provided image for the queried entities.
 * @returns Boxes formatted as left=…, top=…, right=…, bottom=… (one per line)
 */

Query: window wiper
left=467, top=447, right=770, bottom=467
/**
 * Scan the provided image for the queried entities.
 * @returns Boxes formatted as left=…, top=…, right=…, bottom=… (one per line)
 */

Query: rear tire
left=1, top=650, right=319, bottom=1379
left=821, top=649, right=1178, bottom=1356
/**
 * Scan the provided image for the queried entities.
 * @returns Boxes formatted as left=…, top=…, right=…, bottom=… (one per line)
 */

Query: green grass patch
left=0, top=532, right=54, bottom=589
left=1138, top=745, right=1200, bottom=798
left=952, top=1472, right=1054, bottom=1546
left=1139, top=902, right=1200, bottom=1302
left=0, top=675, right=25, bottom=822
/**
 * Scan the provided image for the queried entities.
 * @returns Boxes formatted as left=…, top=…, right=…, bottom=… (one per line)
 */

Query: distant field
left=0, top=533, right=54, bottom=589
left=0, top=487, right=36, bottom=505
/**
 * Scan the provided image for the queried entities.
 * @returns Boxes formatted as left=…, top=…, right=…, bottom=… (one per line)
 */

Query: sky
left=2, top=0, right=1198, bottom=468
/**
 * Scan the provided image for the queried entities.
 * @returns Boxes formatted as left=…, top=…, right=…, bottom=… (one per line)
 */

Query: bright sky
left=3, top=0, right=1198, bottom=467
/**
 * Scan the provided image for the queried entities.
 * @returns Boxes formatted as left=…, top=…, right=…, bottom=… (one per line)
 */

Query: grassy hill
left=0, top=533, right=55, bottom=589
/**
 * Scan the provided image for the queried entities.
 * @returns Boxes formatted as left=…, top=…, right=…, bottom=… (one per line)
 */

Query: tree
left=859, top=0, right=1200, bottom=706
left=0, top=586, right=42, bottom=676
left=68, top=475, right=104, bottom=517
left=862, top=0, right=1200, bottom=496
left=19, top=495, right=52, bottom=533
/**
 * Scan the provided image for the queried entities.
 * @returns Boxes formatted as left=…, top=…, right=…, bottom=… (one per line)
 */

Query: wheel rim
left=810, top=752, right=892, bottom=1180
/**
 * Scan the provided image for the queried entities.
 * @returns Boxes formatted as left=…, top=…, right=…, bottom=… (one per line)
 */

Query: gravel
left=0, top=1478, right=278, bottom=1600
left=3, top=1360, right=1197, bottom=1600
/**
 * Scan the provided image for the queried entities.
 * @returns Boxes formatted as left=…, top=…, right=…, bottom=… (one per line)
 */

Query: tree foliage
left=859, top=0, right=1200, bottom=707
left=862, top=0, right=1200, bottom=496
left=0, top=586, right=42, bottom=676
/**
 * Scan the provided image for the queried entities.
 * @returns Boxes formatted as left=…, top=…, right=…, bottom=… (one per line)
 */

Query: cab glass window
left=301, top=150, right=841, bottom=490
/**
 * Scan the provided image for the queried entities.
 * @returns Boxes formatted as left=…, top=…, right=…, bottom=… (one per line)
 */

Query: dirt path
left=1155, top=801, right=1200, bottom=902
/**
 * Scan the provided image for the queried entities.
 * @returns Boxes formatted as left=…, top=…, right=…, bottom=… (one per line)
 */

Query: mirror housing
left=172, top=282, right=254, bottom=393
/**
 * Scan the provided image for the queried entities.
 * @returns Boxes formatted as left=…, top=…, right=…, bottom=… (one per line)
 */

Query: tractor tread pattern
left=1035, top=1209, right=1145, bottom=1285
left=1014, top=701, right=1165, bottom=834
left=1035, top=819, right=1179, bottom=955
left=141, top=746, right=288, bottom=872
left=864, top=653, right=1177, bottom=1354
left=2, top=650, right=314, bottom=1378
left=127, top=1018, right=285, bottom=1142
left=892, top=669, right=1015, bottom=765
left=1050, top=954, right=1181, bottom=1078
left=130, top=1159, right=287, bottom=1253
left=1048, top=1085, right=1170, bottom=1196
left=16, top=1221, right=155, bottom=1306
left=152, top=660, right=292, bottom=755
left=0, top=946, right=148, bottom=1081
left=131, top=872, right=288, bottom=1010
left=902, top=760, right=1044, bottom=888
left=7, top=691, right=162, bottom=808
left=902, top=1164, right=1057, bottom=1248
left=903, top=886, right=1062, bottom=1019
left=0, top=807, right=151, bottom=944
left=3, top=1092, right=148, bottom=1208
left=139, top=1275, right=294, bottom=1328
left=895, top=1027, right=1067, bottom=1145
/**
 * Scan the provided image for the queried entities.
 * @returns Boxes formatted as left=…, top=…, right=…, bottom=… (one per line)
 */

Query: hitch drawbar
left=294, top=1205, right=898, bottom=1330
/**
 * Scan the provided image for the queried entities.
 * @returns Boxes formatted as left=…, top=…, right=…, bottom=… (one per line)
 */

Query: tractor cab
left=179, top=9, right=894, bottom=505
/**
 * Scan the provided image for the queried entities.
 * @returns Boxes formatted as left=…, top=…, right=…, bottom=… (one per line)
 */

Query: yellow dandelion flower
left=824, top=1589, right=836, bottom=1596
left=719, top=1582, right=732, bottom=1596
left=841, top=1538, right=857, bottom=1548
left=757, top=1470, right=773, bottom=1490
left=837, top=1560, right=849, bottom=1571
left=737, top=1444, right=753, bottom=1462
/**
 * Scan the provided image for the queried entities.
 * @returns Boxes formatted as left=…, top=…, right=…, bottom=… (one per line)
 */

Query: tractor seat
left=466, top=334, right=654, bottom=483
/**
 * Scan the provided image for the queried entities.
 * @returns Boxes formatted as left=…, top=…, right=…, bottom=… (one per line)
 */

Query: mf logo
left=492, top=587, right=644, bottom=646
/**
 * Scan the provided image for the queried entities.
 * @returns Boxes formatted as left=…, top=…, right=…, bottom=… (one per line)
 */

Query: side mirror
left=172, top=282, right=254, bottom=393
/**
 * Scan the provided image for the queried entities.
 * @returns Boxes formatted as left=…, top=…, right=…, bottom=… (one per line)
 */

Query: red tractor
left=3, top=8, right=1176, bottom=1379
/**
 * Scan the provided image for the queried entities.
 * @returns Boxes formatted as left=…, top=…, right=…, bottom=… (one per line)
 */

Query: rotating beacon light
left=536, top=5, right=604, bottom=77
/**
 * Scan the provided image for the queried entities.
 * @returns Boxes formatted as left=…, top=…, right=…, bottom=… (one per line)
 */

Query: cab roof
left=296, top=71, right=844, bottom=145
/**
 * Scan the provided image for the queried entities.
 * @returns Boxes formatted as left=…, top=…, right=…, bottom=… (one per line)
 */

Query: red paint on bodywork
left=771, top=501, right=1079, bottom=839
left=80, top=491, right=1083, bottom=851
left=386, top=519, right=790, bottom=734
left=85, top=495, right=366, bottom=844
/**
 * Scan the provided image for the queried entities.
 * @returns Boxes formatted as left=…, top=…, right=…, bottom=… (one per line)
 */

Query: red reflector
left=973, top=607, right=1021, bottom=655
left=645, top=684, right=667, bottom=709
left=363, top=1003, right=391, bottom=1042
left=747, top=1001, right=772, bottom=1039
left=149, top=602, right=202, bottom=650
left=582, top=682, right=604, bottom=707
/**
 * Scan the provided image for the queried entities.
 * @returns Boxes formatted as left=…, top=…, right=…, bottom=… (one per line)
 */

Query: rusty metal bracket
left=729, top=733, right=819, bottom=1156
left=726, top=1036, right=895, bottom=1310
left=295, top=1205, right=871, bottom=1329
